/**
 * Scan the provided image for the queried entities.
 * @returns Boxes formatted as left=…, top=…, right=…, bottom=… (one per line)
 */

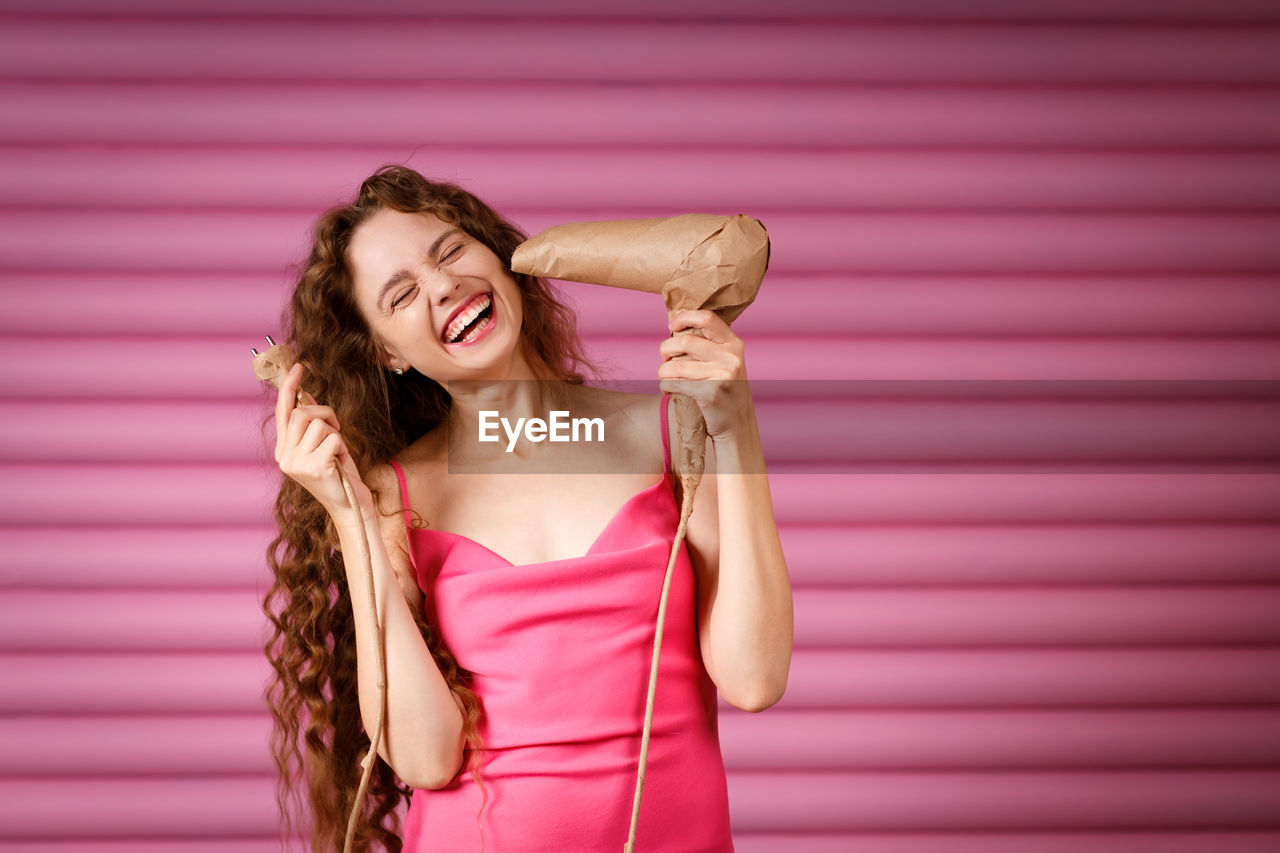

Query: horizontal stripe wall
left=2, top=1, right=1279, bottom=851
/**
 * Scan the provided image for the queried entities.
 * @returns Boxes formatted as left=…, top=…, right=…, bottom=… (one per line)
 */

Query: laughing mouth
left=443, top=292, right=494, bottom=344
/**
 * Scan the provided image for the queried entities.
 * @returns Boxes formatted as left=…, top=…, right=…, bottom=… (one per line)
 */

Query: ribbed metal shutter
left=2, top=1, right=1278, bottom=850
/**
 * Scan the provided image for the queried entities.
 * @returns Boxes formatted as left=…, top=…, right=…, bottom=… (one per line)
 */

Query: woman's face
left=348, top=208, right=525, bottom=384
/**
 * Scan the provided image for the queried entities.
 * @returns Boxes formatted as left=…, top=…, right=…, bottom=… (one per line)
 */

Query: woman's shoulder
left=363, top=460, right=412, bottom=525
left=389, top=423, right=450, bottom=470
left=367, top=429, right=447, bottom=506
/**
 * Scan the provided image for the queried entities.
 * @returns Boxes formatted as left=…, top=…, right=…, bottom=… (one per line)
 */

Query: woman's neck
left=441, top=337, right=571, bottom=432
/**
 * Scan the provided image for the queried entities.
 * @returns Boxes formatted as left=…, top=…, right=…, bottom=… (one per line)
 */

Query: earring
left=393, top=367, right=404, bottom=375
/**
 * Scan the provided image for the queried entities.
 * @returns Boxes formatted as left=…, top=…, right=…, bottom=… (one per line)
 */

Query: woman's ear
left=375, top=337, right=408, bottom=374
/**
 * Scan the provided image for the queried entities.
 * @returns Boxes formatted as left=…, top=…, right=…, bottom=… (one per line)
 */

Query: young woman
left=265, top=165, right=792, bottom=851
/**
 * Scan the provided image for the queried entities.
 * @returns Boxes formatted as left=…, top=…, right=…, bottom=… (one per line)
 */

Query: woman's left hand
left=657, top=309, right=754, bottom=441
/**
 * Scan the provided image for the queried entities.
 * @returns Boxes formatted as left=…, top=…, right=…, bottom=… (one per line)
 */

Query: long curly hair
left=262, top=165, right=594, bottom=851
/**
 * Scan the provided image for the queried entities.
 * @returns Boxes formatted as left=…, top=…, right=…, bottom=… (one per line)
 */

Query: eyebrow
left=375, top=227, right=463, bottom=310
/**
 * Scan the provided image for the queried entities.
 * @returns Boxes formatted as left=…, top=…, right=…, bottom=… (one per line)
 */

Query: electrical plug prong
left=250, top=335, right=312, bottom=405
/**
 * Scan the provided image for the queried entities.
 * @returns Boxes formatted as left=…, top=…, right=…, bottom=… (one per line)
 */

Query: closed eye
left=391, top=285, right=418, bottom=309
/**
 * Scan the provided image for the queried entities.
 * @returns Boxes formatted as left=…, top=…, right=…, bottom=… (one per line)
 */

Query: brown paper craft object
left=511, top=212, right=768, bottom=323
left=511, top=213, right=769, bottom=852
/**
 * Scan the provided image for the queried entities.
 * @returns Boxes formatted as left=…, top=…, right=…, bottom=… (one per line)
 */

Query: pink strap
left=659, top=392, right=672, bottom=471
left=388, top=459, right=415, bottom=538
left=387, top=459, right=419, bottom=573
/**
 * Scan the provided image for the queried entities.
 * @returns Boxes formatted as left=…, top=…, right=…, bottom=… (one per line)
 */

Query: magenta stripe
left=4, top=398, right=1279, bottom=465
left=7, top=148, right=1280, bottom=209
left=4, top=771, right=1278, bottom=836
left=5, top=84, right=1280, bottom=146
left=2, top=21, right=1279, bottom=83
left=2, top=466, right=1278, bottom=524
left=4, top=524, right=1279, bottom=589
left=9, top=338, right=1280, bottom=402
left=725, top=769, right=1280, bottom=830
left=5, top=272, right=1280, bottom=336
left=7, top=210, right=1280, bottom=273
left=5, top=0, right=1280, bottom=21
left=4, top=648, right=1280, bottom=713
left=5, top=708, right=1278, bottom=775
left=6, top=586, right=1280, bottom=652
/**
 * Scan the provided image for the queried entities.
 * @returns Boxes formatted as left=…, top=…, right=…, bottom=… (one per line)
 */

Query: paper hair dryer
left=511, top=213, right=770, bottom=488
left=510, top=213, right=769, bottom=852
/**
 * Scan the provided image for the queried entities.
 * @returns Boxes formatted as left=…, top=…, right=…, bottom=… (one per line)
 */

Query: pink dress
left=389, top=393, right=733, bottom=852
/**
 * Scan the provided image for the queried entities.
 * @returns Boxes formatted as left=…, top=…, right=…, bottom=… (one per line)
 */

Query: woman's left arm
left=658, top=309, right=794, bottom=713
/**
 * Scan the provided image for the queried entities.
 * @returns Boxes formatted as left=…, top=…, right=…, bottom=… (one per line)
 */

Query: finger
left=281, top=360, right=319, bottom=407
left=667, top=310, right=708, bottom=333
left=297, top=417, right=334, bottom=457
left=295, top=403, right=340, bottom=432
left=658, top=359, right=720, bottom=382
left=659, top=332, right=720, bottom=363
left=285, top=406, right=318, bottom=455
left=327, top=431, right=360, bottom=479
left=658, top=378, right=702, bottom=399
left=285, top=407, right=341, bottom=459
left=274, top=362, right=303, bottom=458
left=318, top=432, right=364, bottom=494
left=317, top=432, right=348, bottom=472
left=668, top=310, right=729, bottom=340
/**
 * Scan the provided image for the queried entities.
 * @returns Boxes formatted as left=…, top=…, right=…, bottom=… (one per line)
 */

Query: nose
left=423, top=263, right=463, bottom=306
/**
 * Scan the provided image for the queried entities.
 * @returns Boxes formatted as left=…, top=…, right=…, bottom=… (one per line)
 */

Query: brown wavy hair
left=262, top=165, right=593, bottom=851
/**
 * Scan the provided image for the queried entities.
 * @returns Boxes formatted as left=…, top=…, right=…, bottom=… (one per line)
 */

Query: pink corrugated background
left=2, top=1, right=1280, bottom=850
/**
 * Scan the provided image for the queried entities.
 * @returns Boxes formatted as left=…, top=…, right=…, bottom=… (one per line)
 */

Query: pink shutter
left=1, top=2, right=1278, bottom=850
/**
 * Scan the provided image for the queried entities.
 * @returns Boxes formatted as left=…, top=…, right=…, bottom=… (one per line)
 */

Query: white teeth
left=444, top=294, right=491, bottom=343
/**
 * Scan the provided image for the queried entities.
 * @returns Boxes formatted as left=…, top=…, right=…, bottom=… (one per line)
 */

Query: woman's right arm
left=275, top=362, right=465, bottom=789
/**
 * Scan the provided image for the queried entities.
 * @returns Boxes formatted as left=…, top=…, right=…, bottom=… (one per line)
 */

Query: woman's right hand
left=274, top=362, right=374, bottom=520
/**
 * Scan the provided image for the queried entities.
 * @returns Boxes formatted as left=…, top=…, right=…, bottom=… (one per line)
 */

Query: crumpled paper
left=511, top=213, right=770, bottom=484
left=511, top=212, right=769, bottom=323
left=252, top=343, right=296, bottom=388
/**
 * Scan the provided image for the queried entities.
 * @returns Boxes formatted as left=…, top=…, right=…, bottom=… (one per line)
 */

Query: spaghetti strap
left=659, top=392, right=672, bottom=472
left=387, top=460, right=417, bottom=570
left=388, top=459, right=412, bottom=520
